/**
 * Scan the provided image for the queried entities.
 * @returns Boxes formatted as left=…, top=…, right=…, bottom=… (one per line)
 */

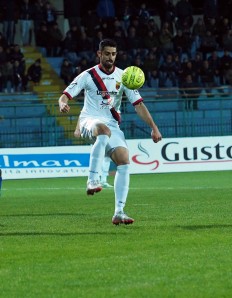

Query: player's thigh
left=106, top=128, right=129, bottom=165
left=80, top=118, right=110, bottom=139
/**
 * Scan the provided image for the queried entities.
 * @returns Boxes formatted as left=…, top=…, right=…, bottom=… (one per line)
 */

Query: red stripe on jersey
left=88, top=68, right=110, bottom=99
left=63, top=91, right=72, bottom=100
left=133, top=98, right=143, bottom=106
left=88, top=67, right=121, bottom=124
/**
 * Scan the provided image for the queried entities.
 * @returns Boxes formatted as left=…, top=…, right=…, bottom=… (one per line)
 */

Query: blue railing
left=0, top=89, right=232, bottom=148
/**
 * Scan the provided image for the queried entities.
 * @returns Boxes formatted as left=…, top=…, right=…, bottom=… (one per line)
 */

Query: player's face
left=98, top=47, right=117, bottom=71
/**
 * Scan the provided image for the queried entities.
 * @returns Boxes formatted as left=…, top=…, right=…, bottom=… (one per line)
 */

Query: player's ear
left=97, top=50, right=101, bottom=57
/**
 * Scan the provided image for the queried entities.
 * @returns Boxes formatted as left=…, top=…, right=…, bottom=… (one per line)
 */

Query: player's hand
left=59, top=102, right=70, bottom=113
left=151, top=127, right=162, bottom=143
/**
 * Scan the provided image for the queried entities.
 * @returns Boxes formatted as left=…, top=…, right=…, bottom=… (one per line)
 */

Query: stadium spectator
left=92, top=30, right=104, bottom=52
left=81, top=10, right=101, bottom=39
left=158, top=22, right=174, bottom=56
left=191, top=17, right=207, bottom=51
left=110, top=18, right=126, bottom=37
left=63, top=0, right=82, bottom=28
left=116, top=51, right=132, bottom=69
left=219, top=0, right=232, bottom=19
left=116, top=0, right=135, bottom=32
left=128, top=15, right=145, bottom=37
left=219, top=49, right=232, bottom=84
left=43, top=1, right=57, bottom=28
left=138, top=2, right=150, bottom=25
left=125, top=26, right=143, bottom=59
left=96, top=0, right=115, bottom=21
left=98, top=20, right=112, bottom=38
left=181, top=59, right=199, bottom=84
left=48, top=21, right=63, bottom=57
left=203, top=0, right=219, bottom=25
left=158, top=0, right=175, bottom=32
left=113, top=29, right=127, bottom=52
left=0, top=32, right=8, bottom=50
left=12, top=59, right=26, bottom=92
left=61, top=31, right=79, bottom=66
left=143, top=30, right=160, bottom=53
left=207, top=50, right=222, bottom=86
left=33, top=0, right=46, bottom=43
left=199, top=30, right=218, bottom=60
left=35, top=22, right=50, bottom=56
left=205, top=18, right=219, bottom=39
left=173, top=29, right=192, bottom=61
left=132, top=55, right=144, bottom=72
left=145, top=18, right=160, bottom=35
left=217, top=17, right=231, bottom=48
left=19, top=0, right=34, bottom=46
left=143, top=51, right=160, bottom=79
left=26, top=58, right=42, bottom=88
left=76, top=31, right=94, bottom=63
left=147, top=68, right=160, bottom=88
left=2, top=60, right=14, bottom=93
left=0, top=46, right=7, bottom=92
left=221, top=30, right=232, bottom=52
left=77, top=57, right=91, bottom=72
left=1, top=0, right=19, bottom=45
left=199, top=59, right=217, bottom=96
left=181, top=74, right=201, bottom=110
left=159, top=54, right=178, bottom=87
left=68, top=24, right=82, bottom=41
left=10, top=45, right=25, bottom=67
left=174, top=0, right=193, bottom=31
left=60, top=59, right=74, bottom=86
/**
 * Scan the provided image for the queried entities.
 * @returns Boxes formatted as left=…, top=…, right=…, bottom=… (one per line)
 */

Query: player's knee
left=111, top=147, right=130, bottom=165
left=94, top=124, right=111, bottom=137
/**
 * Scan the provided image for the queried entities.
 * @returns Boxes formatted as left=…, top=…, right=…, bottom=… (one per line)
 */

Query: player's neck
left=98, top=64, right=115, bottom=74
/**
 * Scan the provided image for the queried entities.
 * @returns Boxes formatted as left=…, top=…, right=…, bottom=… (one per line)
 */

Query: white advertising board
left=127, top=136, right=232, bottom=174
left=0, top=136, right=231, bottom=179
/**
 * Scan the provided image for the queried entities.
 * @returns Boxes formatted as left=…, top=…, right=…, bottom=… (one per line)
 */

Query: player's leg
left=80, top=119, right=111, bottom=195
left=100, top=156, right=113, bottom=188
left=111, top=147, right=134, bottom=225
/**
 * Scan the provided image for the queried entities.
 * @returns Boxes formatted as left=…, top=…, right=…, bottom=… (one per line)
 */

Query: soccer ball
left=121, top=66, right=145, bottom=90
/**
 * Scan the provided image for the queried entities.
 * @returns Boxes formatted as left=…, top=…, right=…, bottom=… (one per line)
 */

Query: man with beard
left=58, top=39, right=162, bottom=225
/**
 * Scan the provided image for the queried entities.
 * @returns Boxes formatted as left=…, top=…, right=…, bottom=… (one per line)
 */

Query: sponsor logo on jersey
left=97, top=90, right=117, bottom=96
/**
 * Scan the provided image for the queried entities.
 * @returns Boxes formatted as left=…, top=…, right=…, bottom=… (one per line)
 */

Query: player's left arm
left=135, top=102, right=162, bottom=143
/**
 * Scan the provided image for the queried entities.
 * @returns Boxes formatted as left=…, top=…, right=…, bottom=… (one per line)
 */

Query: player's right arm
left=59, top=71, right=88, bottom=113
left=59, top=93, right=70, bottom=113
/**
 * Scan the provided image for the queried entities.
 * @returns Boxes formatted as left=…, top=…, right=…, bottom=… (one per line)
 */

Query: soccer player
left=58, top=38, right=162, bottom=225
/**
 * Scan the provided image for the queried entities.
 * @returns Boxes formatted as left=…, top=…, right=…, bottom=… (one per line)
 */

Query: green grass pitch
left=0, top=171, right=232, bottom=298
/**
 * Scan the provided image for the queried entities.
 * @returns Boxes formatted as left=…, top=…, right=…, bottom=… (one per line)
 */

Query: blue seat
left=154, top=111, right=176, bottom=120
left=0, top=106, right=15, bottom=117
left=154, top=100, right=180, bottom=111
left=15, top=105, right=47, bottom=117
left=198, top=99, right=221, bottom=110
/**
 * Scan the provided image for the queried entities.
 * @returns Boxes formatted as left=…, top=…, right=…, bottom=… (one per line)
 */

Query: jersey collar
left=98, top=64, right=115, bottom=75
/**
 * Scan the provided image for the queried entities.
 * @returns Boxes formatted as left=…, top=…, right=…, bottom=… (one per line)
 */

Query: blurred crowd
left=1, top=0, right=232, bottom=95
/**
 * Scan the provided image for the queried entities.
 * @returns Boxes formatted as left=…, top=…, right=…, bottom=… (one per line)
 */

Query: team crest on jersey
left=116, top=81, right=121, bottom=90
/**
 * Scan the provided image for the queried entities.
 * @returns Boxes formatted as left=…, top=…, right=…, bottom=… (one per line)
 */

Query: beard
left=102, top=59, right=114, bottom=70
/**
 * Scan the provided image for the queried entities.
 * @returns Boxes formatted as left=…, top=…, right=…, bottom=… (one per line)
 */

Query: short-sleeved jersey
left=63, top=64, right=143, bottom=124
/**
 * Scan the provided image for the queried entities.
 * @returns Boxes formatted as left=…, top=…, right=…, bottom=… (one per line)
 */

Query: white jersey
left=63, top=64, right=143, bottom=125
